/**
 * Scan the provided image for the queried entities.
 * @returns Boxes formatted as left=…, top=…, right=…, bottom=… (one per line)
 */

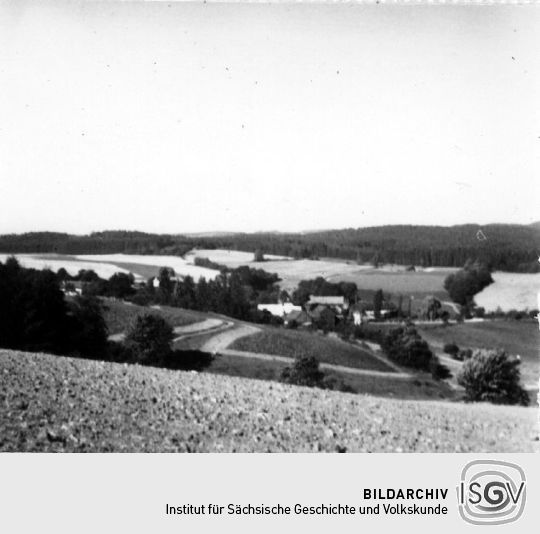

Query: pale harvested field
left=188, top=249, right=457, bottom=296
left=187, top=250, right=372, bottom=292
left=76, top=254, right=220, bottom=280
left=0, top=254, right=142, bottom=280
left=475, top=272, right=540, bottom=312
left=1, top=350, right=537, bottom=452
left=186, top=249, right=291, bottom=265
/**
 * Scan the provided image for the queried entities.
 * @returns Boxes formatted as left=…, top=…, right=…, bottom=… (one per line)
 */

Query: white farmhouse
left=257, top=302, right=301, bottom=318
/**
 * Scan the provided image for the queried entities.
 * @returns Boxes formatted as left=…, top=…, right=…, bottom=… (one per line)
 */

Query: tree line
left=1, top=223, right=539, bottom=272
left=0, top=258, right=108, bottom=357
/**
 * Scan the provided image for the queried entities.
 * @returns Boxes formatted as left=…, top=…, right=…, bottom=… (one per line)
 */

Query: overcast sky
left=1, top=1, right=539, bottom=234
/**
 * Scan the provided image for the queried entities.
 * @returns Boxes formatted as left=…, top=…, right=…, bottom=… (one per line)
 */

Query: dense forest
left=0, top=223, right=538, bottom=272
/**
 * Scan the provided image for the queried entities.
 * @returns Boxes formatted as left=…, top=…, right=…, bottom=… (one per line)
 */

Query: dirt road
left=200, top=324, right=261, bottom=353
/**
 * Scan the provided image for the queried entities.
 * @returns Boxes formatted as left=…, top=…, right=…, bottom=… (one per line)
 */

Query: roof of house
left=307, top=295, right=347, bottom=306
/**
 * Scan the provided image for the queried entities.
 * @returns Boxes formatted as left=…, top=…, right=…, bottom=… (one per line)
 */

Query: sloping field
left=326, top=269, right=452, bottom=299
left=76, top=254, right=220, bottom=280
left=475, top=272, right=540, bottom=312
left=230, top=329, right=397, bottom=373
left=187, top=249, right=371, bottom=291
left=0, top=350, right=537, bottom=452
left=207, top=352, right=453, bottom=401
left=0, top=253, right=220, bottom=281
left=0, top=254, right=142, bottom=280
left=186, top=249, right=291, bottom=265
left=101, top=299, right=203, bottom=335
left=418, top=320, right=540, bottom=387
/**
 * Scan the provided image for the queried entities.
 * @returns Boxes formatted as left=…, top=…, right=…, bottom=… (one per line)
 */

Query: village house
left=349, top=303, right=365, bottom=325
left=61, top=280, right=85, bottom=297
left=257, top=302, right=302, bottom=318
left=306, top=295, right=349, bottom=315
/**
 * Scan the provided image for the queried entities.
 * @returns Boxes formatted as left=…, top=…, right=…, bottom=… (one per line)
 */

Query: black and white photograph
left=0, top=0, right=538, bottom=454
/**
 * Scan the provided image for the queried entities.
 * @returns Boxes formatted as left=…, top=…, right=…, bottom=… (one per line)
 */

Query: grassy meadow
left=207, top=352, right=453, bottom=401
left=418, top=320, right=539, bottom=386
left=101, top=299, right=202, bottom=335
left=230, top=328, right=396, bottom=373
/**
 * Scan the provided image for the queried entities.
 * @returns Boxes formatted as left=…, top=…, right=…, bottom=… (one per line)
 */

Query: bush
left=320, top=374, right=355, bottom=393
left=106, top=340, right=134, bottom=363
left=129, top=290, right=154, bottom=306
left=162, top=350, right=214, bottom=371
left=429, top=359, right=452, bottom=380
left=474, top=306, right=485, bottom=318
left=107, top=272, right=135, bottom=299
left=458, top=348, right=473, bottom=361
left=457, top=349, right=529, bottom=406
left=253, top=249, right=265, bottom=262
left=280, top=356, right=324, bottom=387
left=66, top=296, right=109, bottom=358
left=382, top=326, right=451, bottom=381
left=382, top=327, right=434, bottom=370
left=125, top=313, right=174, bottom=365
left=444, top=261, right=493, bottom=306
left=443, top=342, right=460, bottom=357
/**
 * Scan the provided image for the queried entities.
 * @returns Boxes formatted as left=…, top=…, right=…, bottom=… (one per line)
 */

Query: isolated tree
left=67, top=296, right=108, bottom=357
left=457, top=349, right=529, bottom=406
left=227, top=272, right=251, bottom=320
left=281, top=357, right=324, bottom=388
left=125, top=313, right=174, bottom=365
left=279, top=289, right=291, bottom=303
left=82, top=278, right=108, bottom=297
left=157, top=266, right=175, bottom=303
left=146, top=276, right=156, bottom=293
left=77, top=269, right=99, bottom=283
left=56, top=267, right=71, bottom=281
left=107, top=272, right=135, bottom=299
left=443, top=343, right=460, bottom=358
left=373, top=289, right=383, bottom=320
left=383, top=326, right=434, bottom=370
left=253, top=249, right=265, bottom=262
left=444, top=261, right=493, bottom=307
left=316, top=307, right=336, bottom=332
left=196, top=277, right=211, bottom=311
left=338, top=282, right=358, bottom=303
left=425, top=297, right=442, bottom=321
left=175, top=275, right=197, bottom=309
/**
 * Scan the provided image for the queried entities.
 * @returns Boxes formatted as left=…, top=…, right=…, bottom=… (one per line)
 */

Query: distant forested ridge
left=0, top=223, right=538, bottom=272
left=0, top=231, right=189, bottom=256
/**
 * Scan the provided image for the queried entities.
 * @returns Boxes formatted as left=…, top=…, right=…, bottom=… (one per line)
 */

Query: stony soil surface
left=1, top=350, right=538, bottom=453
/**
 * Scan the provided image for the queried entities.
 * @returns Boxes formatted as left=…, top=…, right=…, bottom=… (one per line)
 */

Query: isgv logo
left=457, top=460, right=526, bottom=525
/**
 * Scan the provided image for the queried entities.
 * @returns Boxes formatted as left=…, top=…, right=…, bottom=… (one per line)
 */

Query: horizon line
left=1, top=220, right=539, bottom=238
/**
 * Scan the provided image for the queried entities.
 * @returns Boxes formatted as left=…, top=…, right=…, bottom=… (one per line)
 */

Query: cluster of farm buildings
left=258, top=296, right=395, bottom=327
left=62, top=271, right=458, bottom=326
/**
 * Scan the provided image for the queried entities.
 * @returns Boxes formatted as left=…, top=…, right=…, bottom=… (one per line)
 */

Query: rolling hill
left=1, top=349, right=537, bottom=452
